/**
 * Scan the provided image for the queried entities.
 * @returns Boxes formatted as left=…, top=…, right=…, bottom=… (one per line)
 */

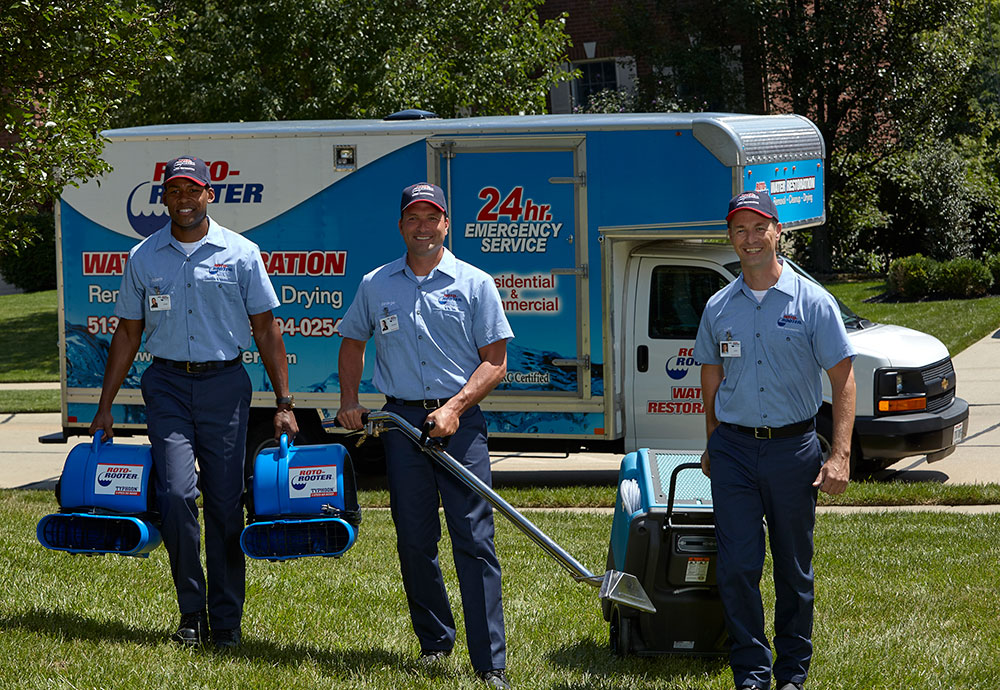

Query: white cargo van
left=52, top=112, right=968, bottom=473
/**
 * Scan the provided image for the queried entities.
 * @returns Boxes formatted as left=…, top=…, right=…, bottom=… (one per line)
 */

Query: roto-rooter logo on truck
left=126, top=160, right=265, bottom=237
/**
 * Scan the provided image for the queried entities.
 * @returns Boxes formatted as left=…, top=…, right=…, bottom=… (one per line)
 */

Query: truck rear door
left=432, top=137, right=595, bottom=410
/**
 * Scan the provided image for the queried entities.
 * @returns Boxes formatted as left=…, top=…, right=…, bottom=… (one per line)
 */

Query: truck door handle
left=637, top=345, right=648, bottom=372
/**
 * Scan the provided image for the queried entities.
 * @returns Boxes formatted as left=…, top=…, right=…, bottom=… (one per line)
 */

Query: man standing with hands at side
left=695, top=190, right=856, bottom=690
left=90, top=156, right=298, bottom=650
left=336, top=182, right=513, bottom=689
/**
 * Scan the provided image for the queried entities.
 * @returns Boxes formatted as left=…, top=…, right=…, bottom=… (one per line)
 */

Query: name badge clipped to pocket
left=148, top=294, right=172, bottom=312
left=379, top=314, right=399, bottom=334
left=720, top=331, right=740, bottom=358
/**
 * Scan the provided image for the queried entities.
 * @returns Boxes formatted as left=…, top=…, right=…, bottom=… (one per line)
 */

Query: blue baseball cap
left=164, top=156, right=210, bottom=187
left=726, top=190, right=779, bottom=222
left=401, top=182, right=448, bottom=215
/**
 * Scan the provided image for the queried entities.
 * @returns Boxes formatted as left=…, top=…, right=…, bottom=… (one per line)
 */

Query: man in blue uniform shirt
left=336, top=182, right=513, bottom=690
left=90, top=156, right=298, bottom=649
left=694, top=190, right=856, bottom=690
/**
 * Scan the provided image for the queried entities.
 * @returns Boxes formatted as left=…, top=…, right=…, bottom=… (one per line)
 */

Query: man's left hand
left=273, top=408, right=299, bottom=440
left=813, top=451, right=850, bottom=495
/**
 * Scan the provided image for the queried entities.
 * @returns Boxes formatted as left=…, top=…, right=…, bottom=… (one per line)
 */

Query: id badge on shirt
left=720, top=339, right=740, bottom=357
left=379, top=313, right=399, bottom=334
left=149, top=294, right=172, bottom=311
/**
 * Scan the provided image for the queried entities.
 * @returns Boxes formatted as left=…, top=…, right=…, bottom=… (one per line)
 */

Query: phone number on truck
left=274, top=317, right=342, bottom=337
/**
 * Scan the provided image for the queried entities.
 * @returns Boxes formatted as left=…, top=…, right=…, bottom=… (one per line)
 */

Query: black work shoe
left=170, top=611, right=208, bottom=646
left=777, top=683, right=804, bottom=690
left=418, top=648, right=452, bottom=667
left=478, top=669, right=511, bottom=689
left=212, top=627, right=242, bottom=650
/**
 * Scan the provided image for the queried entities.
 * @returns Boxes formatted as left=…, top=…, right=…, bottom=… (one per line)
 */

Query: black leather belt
left=154, top=356, right=242, bottom=374
left=723, top=419, right=814, bottom=439
left=385, top=396, right=451, bottom=409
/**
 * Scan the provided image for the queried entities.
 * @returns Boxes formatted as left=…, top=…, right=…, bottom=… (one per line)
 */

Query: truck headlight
left=874, top=369, right=926, bottom=414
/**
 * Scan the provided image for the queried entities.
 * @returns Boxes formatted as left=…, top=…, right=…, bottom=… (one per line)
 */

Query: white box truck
left=53, top=112, right=968, bottom=474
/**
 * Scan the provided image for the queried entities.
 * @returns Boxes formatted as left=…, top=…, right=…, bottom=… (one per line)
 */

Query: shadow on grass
left=547, top=638, right=729, bottom=688
left=0, top=606, right=421, bottom=676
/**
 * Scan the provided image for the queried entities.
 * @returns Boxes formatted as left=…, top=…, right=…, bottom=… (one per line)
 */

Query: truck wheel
left=609, top=605, right=632, bottom=657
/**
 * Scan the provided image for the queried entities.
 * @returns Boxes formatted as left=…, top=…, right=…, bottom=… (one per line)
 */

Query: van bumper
left=854, top=397, right=969, bottom=463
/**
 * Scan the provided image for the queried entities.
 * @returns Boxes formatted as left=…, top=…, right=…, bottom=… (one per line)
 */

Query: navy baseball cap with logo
left=400, top=182, right=448, bottom=215
left=726, top=190, right=779, bottom=223
left=164, top=156, right=211, bottom=187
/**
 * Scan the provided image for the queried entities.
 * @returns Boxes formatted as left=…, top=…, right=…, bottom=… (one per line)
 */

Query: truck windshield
left=722, top=258, right=872, bottom=330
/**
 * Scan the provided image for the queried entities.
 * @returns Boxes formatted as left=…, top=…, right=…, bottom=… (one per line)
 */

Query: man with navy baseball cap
left=337, top=180, right=513, bottom=689
left=91, top=153, right=298, bottom=650
left=695, top=189, right=856, bottom=690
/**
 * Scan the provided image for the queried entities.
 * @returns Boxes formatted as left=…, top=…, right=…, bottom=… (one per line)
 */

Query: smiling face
left=163, top=178, right=214, bottom=238
left=399, top=200, right=449, bottom=267
left=727, top=208, right=782, bottom=272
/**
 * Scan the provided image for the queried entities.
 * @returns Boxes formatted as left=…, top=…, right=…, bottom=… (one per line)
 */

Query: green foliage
left=115, top=0, right=573, bottom=125
left=938, top=256, right=993, bottom=298
left=887, top=253, right=995, bottom=300
left=0, top=0, right=177, bottom=247
left=887, top=254, right=940, bottom=299
left=985, top=252, right=1000, bottom=288
left=0, top=212, right=56, bottom=292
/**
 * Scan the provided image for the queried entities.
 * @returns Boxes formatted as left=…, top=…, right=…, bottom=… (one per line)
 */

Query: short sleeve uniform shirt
left=693, top=261, right=855, bottom=428
left=115, top=218, right=280, bottom=361
left=338, top=248, right=514, bottom=400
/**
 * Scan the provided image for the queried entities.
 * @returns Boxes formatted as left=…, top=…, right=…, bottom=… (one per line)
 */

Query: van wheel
left=815, top=410, right=865, bottom=478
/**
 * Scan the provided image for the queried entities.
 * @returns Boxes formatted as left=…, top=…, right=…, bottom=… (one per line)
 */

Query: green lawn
left=825, top=279, right=1000, bottom=356
left=0, top=289, right=58, bottom=383
left=2, top=490, right=998, bottom=689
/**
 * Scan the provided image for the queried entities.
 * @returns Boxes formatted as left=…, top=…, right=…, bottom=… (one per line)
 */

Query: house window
left=575, top=60, right=619, bottom=108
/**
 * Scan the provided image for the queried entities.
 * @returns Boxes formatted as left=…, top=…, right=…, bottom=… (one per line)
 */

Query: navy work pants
left=707, top=422, right=822, bottom=690
left=141, top=361, right=251, bottom=631
left=380, top=402, right=507, bottom=674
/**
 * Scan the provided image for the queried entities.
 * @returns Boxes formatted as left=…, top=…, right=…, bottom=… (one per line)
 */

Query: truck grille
left=922, top=357, right=956, bottom=413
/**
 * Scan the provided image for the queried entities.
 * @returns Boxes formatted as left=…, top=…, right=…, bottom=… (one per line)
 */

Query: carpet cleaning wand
left=341, top=410, right=656, bottom=614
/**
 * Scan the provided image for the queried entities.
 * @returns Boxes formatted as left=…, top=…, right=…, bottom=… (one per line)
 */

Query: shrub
left=937, top=257, right=993, bottom=298
left=887, top=254, right=939, bottom=300
left=0, top=212, right=57, bottom=293
left=985, top=253, right=1000, bottom=294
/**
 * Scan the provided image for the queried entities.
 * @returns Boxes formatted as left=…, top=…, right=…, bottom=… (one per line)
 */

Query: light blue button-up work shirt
left=115, top=218, right=280, bottom=361
left=693, top=261, right=855, bottom=428
left=339, top=248, right=514, bottom=400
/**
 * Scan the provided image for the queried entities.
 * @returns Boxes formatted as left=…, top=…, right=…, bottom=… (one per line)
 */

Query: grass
left=0, top=389, right=59, bottom=413
left=825, top=279, right=1000, bottom=356
left=0, top=289, right=58, bottom=383
left=362, top=483, right=1000, bottom=509
left=3, top=489, right=998, bottom=689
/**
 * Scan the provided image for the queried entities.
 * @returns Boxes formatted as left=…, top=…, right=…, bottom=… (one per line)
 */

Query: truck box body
left=56, top=113, right=967, bottom=469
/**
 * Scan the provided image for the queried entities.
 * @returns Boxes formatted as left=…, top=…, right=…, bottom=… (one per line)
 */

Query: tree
left=114, top=0, right=574, bottom=125
left=0, top=0, right=176, bottom=250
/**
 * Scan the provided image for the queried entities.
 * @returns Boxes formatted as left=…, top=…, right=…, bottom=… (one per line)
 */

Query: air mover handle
left=92, top=429, right=111, bottom=452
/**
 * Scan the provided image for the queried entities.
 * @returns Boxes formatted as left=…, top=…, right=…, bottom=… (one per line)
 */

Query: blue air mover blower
left=604, top=448, right=727, bottom=657
left=37, top=431, right=162, bottom=558
left=240, top=434, right=361, bottom=561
